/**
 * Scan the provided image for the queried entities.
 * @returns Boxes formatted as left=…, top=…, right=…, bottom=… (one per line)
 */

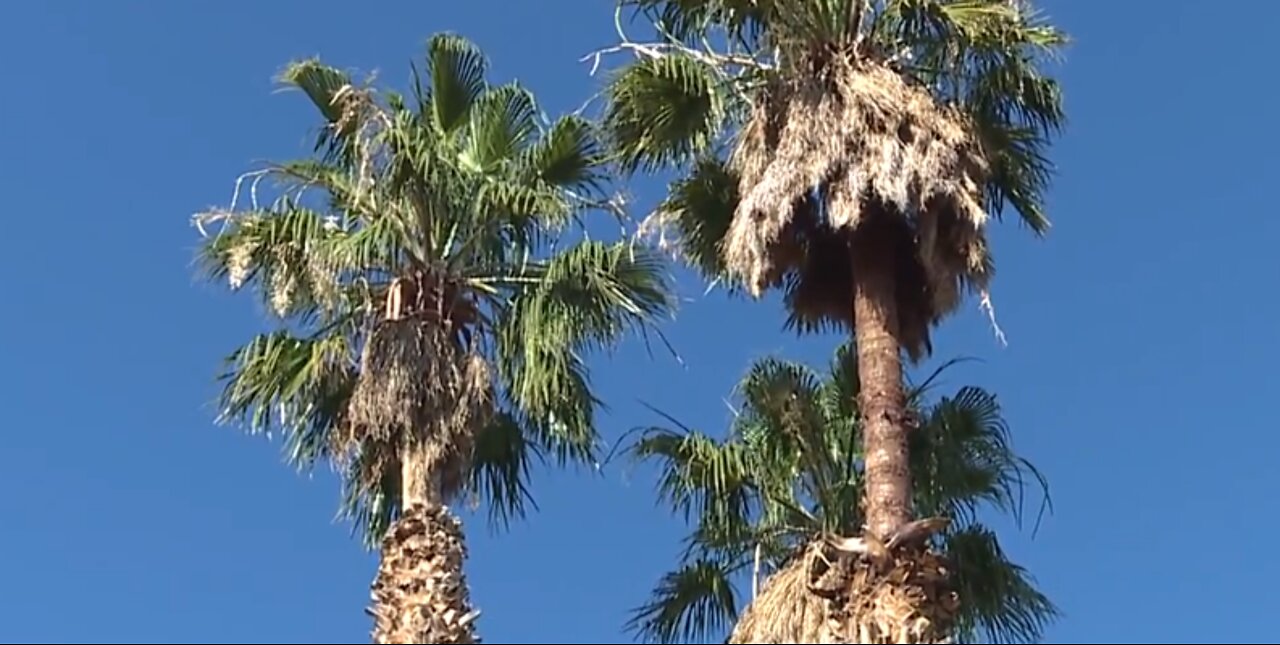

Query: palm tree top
left=195, top=32, right=674, bottom=547
left=624, top=343, right=1057, bottom=643
left=598, top=0, right=1068, bottom=358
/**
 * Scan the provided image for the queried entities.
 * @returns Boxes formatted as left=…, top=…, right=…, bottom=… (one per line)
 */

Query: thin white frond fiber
left=226, top=233, right=258, bottom=290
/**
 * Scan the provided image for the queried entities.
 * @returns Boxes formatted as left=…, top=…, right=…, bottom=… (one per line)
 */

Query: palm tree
left=196, top=33, right=673, bottom=644
left=599, top=1, right=1065, bottom=639
left=625, top=344, right=1056, bottom=643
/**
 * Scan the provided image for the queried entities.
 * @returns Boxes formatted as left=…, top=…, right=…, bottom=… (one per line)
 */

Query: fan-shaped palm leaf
left=604, top=53, right=731, bottom=172
left=426, top=32, right=489, bottom=134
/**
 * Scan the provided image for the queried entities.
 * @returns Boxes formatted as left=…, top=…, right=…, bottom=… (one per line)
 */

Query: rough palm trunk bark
left=369, top=443, right=479, bottom=644
left=850, top=220, right=911, bottom=541
left=831, top=216, right=955, bottom=644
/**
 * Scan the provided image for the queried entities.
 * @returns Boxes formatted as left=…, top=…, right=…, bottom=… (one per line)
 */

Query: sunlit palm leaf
left=623, top=0, right=770, bottom=43
left=735, top=357, right=845, bottom=517
left=495, top=240, right=674, bottom=463
left=603, top=53, right=729, bottom=172
left=279, top=59, right=353, bottom=124
left=463, top=82, right=539, bottom=173
left=200, top=201, right=402, bottom=321
left=214, top=330, right=355, bottom=471
left=632, top=427, right=755, bottom=529
left=427, top=32, right=489, bottom=134
left=277, top=59, right=361, bottom=163
left=817, top=340, right=859, bottom=427
left=518, top=115, right=606, bottom=192
left=200, top=204, right=341, bottom=318
left=471, top=179, right=573, bottom=243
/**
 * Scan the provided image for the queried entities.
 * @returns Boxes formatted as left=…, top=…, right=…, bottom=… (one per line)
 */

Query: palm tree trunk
left=400, top=443, right=439, bottom=509
left=850, top=223, right=911, bottom=542
left=831, top=219, right=954, bottom=644
left=369, top=443, right=479, bottom=644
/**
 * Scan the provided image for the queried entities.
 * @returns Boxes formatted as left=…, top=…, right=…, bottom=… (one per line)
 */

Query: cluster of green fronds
left=624, top=343, right=1057, bottom=643
left=197, top=33, right=674, bottom=548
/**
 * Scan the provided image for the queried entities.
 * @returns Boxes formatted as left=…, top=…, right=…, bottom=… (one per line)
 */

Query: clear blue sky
left=2, top=1, right=1277, bottom=643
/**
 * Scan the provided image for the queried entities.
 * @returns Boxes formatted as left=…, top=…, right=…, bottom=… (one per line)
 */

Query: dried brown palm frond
left=771, top=199, right=938, bottom=357
left=337, top=306, right=493, bottom=503
left=725, top=57, right=992, bottom=358
left=728, top=546, right=830, bottom=643
left=731, top=538, right=958, bottom=645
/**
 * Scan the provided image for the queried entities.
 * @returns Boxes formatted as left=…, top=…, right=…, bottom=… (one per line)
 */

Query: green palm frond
left=946, top=524, right=1059, bottom=644
left=200, top=203, right=342, bottom=319
left=462, top=82, right=539, bottom=173
left=537, top=241, right=673, bottom=351
left=734, top=357, right=850, bottom=522
left=623, top=0, right=770, bottom=43
left=627, top=557, right=745, bottom=645
left=495, top=241, right=673, bottom=463
left=603, top=53, right=731, bottom=172
left=466, top=406, right=538, bottom=528
left=278, top=58, right=354, bottom=124
left=214, top=330, right=356, bottom=471
left=426, top=32, right=489, bottom=134
left=631, top=425, right=754, bottom=530
left=681, top=509, right=793, bottom=563
left=267, top=159, right=366, bottom=215
left=762, top=0, right=870, bottom=46
left=911, top=386, right=1051, bottom=527
left=817, top=340, right=860, bottom=423
left=469, top=180, right=573, bottom=245
left=276, top=59, right=362, bottom=163
left=337, top=440, right=400, bottom=550
left=651, top=155, right=739, bottom=281
left=199, top=197, right=407, bottom=322
left=518, top=115, right=607, bottom=192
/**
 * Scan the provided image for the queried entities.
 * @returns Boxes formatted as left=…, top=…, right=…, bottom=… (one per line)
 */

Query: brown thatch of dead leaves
left=725, top=58, right=993, bottom=358
left=370, top=503, right=480, bottom=644
left=338, top=314, right=492, bottom=501
left=730, top=540, right=958, bottom=644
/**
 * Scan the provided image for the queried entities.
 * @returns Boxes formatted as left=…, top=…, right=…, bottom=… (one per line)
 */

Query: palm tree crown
left=602, top=0, right=1066, bottom=357
left=626, top=344, right=1056, bottom=644
left=197, top=32, right=674, bottom=547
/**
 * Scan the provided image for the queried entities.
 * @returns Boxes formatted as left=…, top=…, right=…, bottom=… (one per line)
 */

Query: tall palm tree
left=625, top=344, right=1056, bottom=643
left=196, top=33, right=673, bottom=644
left=599, top=1, right=1065, bottom=639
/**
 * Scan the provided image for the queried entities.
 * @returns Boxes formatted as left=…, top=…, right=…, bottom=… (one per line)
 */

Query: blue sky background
left=2, top=1, right=1277, bottom=643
